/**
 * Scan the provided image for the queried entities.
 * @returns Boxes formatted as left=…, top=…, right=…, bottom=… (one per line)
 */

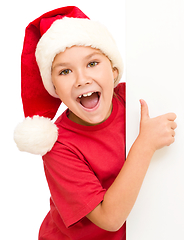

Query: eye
left=87, top=61, right=98, bottom=68
left=59, top=69, right=72, bottom=75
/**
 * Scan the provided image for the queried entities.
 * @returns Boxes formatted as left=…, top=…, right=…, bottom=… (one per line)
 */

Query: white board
left=126, top=1, right=184, bottom=239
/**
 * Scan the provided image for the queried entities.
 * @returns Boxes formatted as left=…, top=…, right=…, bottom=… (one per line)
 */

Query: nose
left=75, top=69, right=92, bottom=88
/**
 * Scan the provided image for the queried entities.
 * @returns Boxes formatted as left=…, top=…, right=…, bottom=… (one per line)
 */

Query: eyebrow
left=84, top=51, right=103, bottom=60
left=52, top=62, right=70, bottom=70
left=52, top=51, right=103, bottom=70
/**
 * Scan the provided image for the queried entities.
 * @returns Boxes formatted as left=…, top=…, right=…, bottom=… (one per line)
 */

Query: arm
left=86, top=99, right=177, bottom=232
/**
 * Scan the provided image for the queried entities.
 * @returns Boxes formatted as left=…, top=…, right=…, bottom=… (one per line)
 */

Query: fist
left=139, top=99, right=177, bottom=152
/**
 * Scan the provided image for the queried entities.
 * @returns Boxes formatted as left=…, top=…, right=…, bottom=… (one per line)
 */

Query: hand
left=139, top=99, right=177, bottom=152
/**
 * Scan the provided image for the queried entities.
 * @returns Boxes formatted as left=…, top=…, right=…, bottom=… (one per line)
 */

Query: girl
left=14, top=6, right=177, bottom=240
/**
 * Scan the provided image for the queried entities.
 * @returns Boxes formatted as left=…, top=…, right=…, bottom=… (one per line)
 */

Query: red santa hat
left=14, top=6, right=123, bottom=155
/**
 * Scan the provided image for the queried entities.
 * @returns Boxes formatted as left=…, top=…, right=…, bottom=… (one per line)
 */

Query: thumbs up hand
left=139, top=99, right=177, bottom=153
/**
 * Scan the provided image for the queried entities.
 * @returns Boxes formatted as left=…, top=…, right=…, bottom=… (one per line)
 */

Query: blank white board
left=126, top=0, right=184, bottom=239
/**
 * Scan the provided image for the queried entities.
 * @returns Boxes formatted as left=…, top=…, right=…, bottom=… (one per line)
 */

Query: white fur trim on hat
left=35, top=17, right=123, bottom=98
left=14, top=116, right=58, bottom=156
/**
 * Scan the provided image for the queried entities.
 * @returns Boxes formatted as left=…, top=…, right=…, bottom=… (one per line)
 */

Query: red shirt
left=39, top=83, right=126, bottom=240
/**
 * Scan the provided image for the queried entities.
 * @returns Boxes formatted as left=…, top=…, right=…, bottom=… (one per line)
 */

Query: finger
left=140, top=99, right=150, bottom=121
left=167, top=135, right=175, bottom=146
left=166, top=130, right=176, bottom=146
left=171, top=129, right=176, bottom=137
left=170, top=121, right=177, bottom=130
left=166, top=113, right=177, bottom=121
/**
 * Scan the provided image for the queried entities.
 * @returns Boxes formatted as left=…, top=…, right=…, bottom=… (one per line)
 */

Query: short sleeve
left=43, top=142, right=106, bottom=228
left=114, top=82, right=126, bottom=104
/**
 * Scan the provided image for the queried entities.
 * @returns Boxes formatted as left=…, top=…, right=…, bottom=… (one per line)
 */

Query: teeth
left=78, top=92, right=94, bottom=98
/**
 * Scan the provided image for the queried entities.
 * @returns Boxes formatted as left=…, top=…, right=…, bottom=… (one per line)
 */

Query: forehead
left=53, top=46, right=106, bottom=65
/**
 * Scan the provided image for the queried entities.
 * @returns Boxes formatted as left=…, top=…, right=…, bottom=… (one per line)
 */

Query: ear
left=113, top=67, right=119, bottom=81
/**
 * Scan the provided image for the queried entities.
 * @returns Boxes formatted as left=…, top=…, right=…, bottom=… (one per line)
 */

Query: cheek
left=52, top=76, right=66, bottom=92
left=56, top=87, right=68, bottom=100
left=105, top=71, right=115, bottom=88
left=51, top=78, right=65, bottom=99
left=97, top=67, right=115, bottom=84
left=51, top=75, right=58, bottom=89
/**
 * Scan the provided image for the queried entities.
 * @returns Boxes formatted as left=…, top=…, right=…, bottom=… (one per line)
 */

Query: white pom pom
left=14, top=116, right=58, bottom=156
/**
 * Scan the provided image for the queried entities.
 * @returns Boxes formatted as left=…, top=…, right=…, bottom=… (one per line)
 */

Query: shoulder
left=114, top=82, right=126, bottom=105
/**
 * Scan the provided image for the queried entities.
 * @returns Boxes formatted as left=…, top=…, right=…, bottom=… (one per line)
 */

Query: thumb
left=140, top=99, right=150, bottom=121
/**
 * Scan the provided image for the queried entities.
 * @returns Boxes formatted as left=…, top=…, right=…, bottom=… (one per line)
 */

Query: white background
left=0, top=1, right=125, bottom=239
left=126, top=0, right=184, bottom=239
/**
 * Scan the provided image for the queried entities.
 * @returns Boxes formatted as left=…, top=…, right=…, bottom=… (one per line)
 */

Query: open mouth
left=77, top=92, right=100, bottom=109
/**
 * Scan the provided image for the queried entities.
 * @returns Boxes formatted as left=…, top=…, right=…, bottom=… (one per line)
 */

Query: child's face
left=51, top=46, right=118, bottom=126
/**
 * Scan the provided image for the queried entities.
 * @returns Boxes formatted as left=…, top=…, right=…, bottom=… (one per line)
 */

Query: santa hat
left=14, top=6, right=123, bottom=156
